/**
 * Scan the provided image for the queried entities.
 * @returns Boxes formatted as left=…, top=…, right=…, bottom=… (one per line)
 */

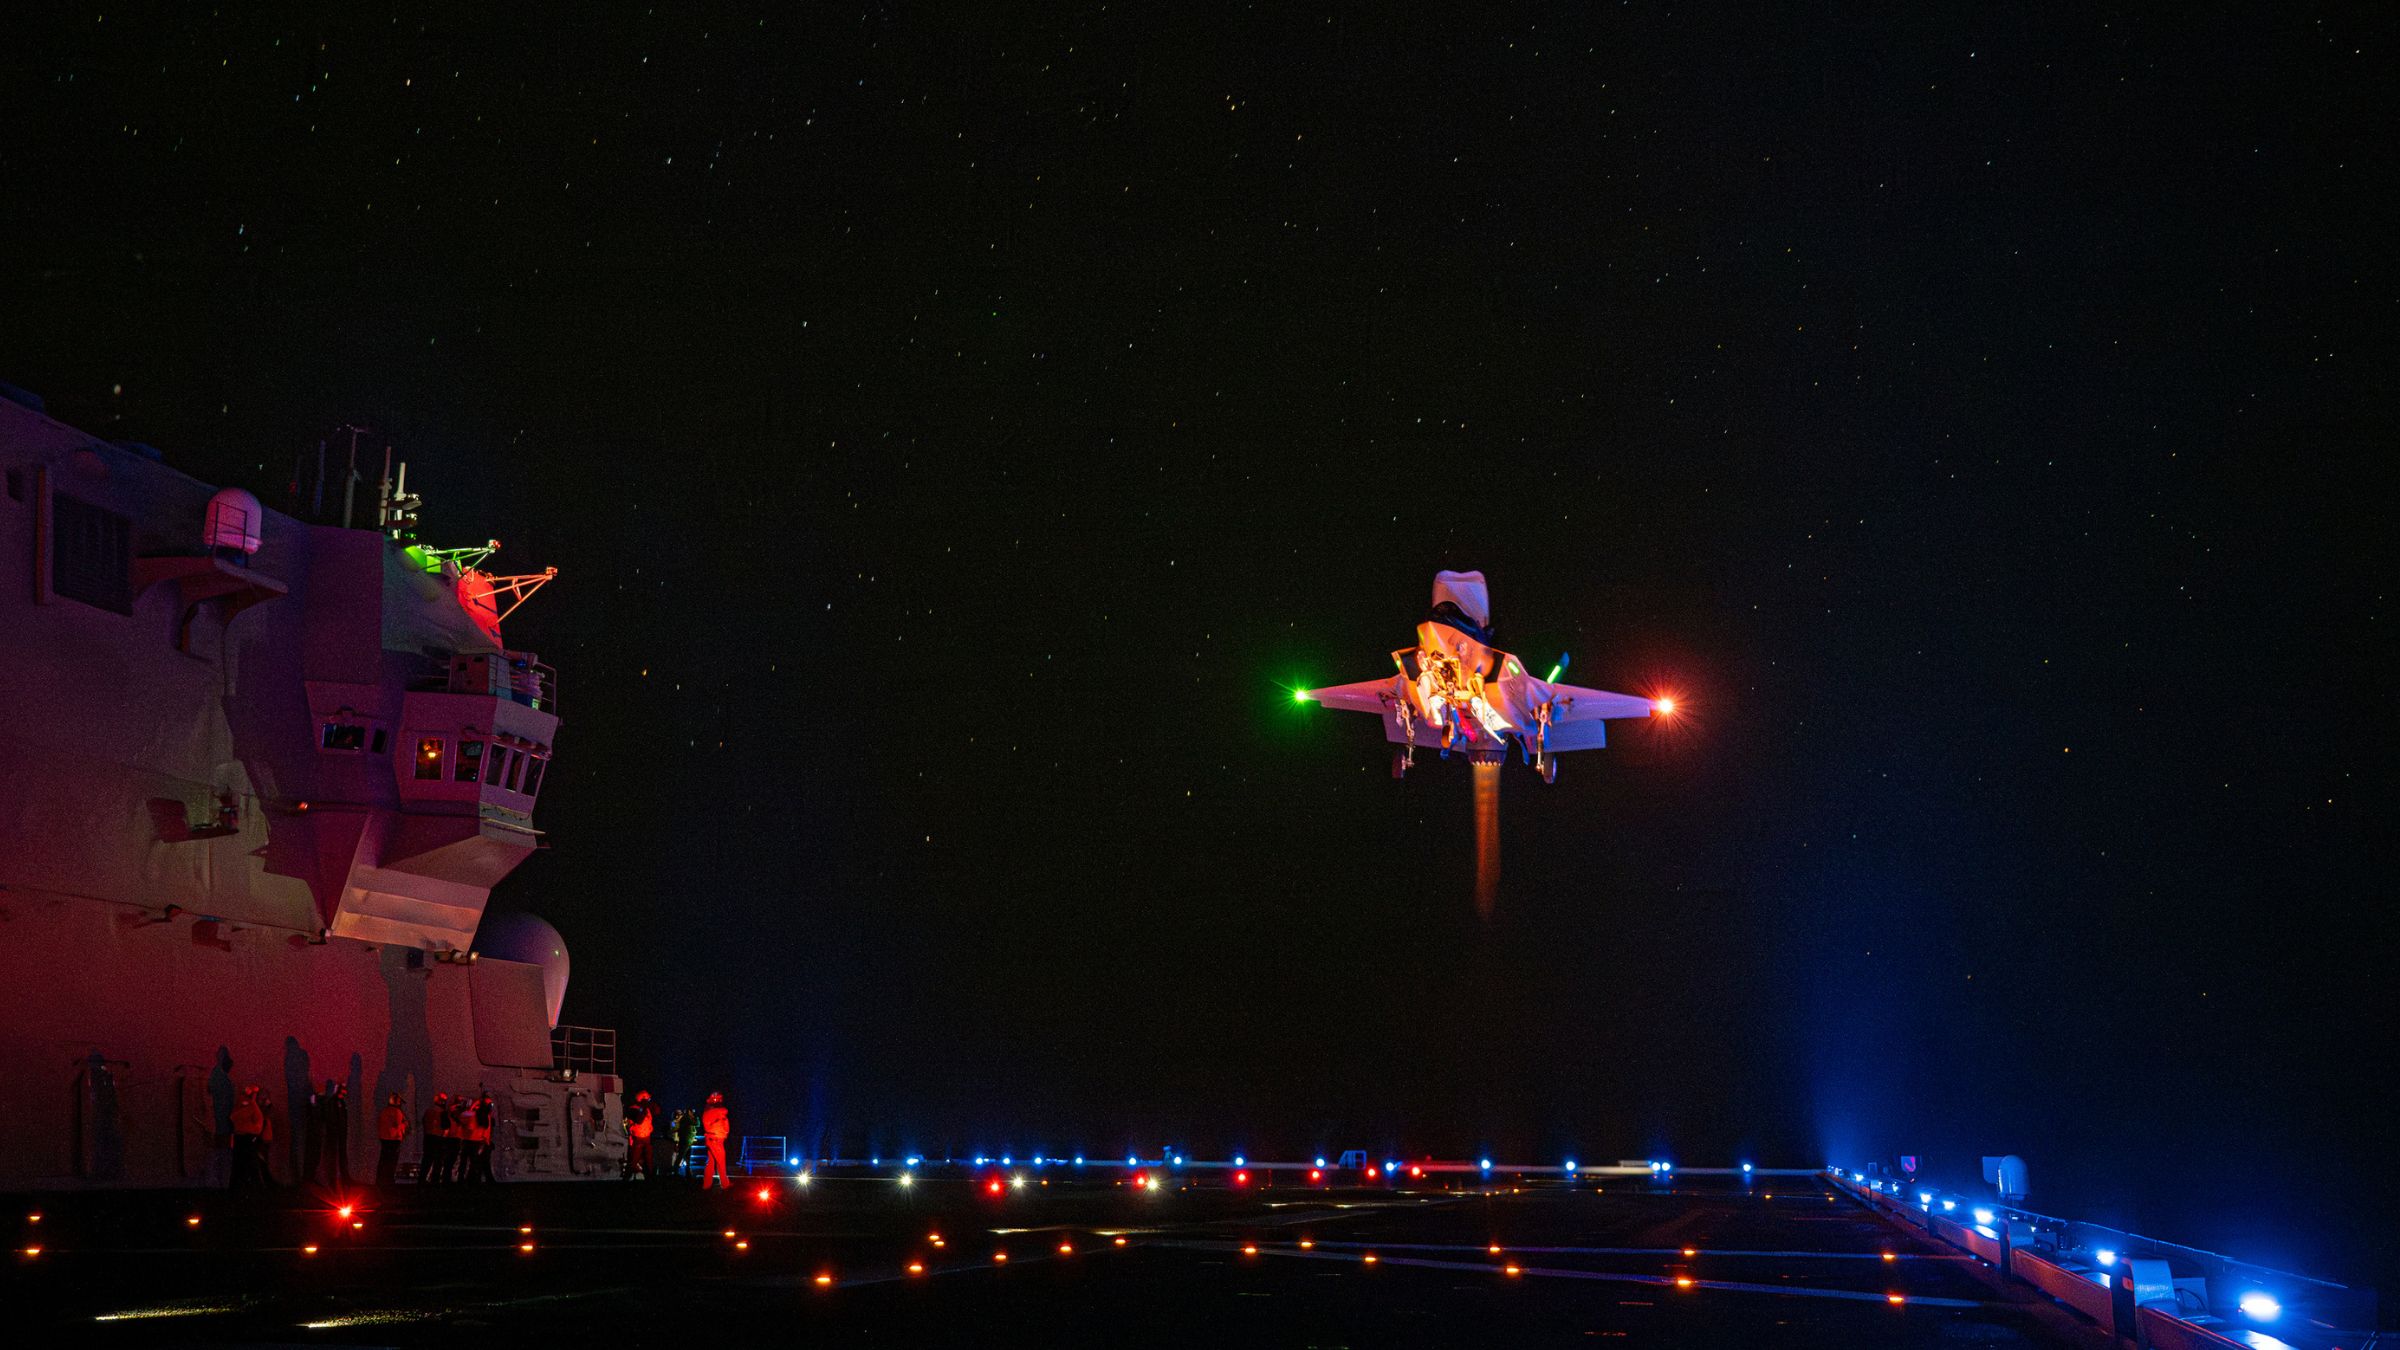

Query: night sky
left=5, top=4, right=2394, bottom=1289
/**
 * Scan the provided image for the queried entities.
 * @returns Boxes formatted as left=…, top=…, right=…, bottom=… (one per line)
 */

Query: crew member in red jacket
left=229, top=1085, right=268, bottom=1189
left=375, top=1092, right=409, bottom=1186
left=700, top=1092, right=731, bottom=1189
left=419, top=1093, right=452, bottom=1183
left=624, top=1090, right=655, bottom=1180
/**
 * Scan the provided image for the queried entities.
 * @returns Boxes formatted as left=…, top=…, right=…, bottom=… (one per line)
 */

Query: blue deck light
left=2238, top=1292, right=2280, bottom=1322
left=2094, top=1249, right=2116, bottom=1267
left=1740, top=1162, right=1753, bottom=1174
left=1972, top=1208, right=1994, bottom=1226
left=1232, top=1155, right=1245, bottom=1167
left=1479, top=1157, right=1493, bottom=1171
left=1564, top=1160, right=1578, bottom=1173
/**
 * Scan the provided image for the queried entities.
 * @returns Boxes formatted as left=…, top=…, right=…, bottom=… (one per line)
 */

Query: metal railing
left=550, top=1024, right=616, bottom=1076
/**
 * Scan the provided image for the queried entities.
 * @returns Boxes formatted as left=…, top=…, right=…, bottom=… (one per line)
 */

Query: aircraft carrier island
left=0, top=389, right=623, bottom=1193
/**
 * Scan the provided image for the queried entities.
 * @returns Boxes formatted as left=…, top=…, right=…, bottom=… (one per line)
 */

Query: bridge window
left=522, top=753, right=548, bottom=798
left=454, top=739, right=484, bottom=782
left=506, top=747, right=528, bottom=792
left=485, top=745, right=510, bottom=786
left=50, top=493, right=133, bottom=614
left=413, top=736, right=445, bottom=780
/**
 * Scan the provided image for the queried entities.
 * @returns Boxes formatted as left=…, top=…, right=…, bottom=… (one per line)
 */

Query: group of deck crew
left=620, top=1089, right=732, bottom=1185
left=224, top=1081, right=498, bottom=1187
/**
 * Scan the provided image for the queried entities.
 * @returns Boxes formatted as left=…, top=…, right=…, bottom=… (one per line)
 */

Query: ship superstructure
left=0, top=388, right=622, bottom=1186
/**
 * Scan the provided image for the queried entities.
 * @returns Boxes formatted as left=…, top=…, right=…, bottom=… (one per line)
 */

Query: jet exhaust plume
left=1473, top=759, right=1501, bottom=919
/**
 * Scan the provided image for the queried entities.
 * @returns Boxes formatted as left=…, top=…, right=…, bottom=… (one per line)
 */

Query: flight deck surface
left=14, top=1176, right=2107, bottom=1347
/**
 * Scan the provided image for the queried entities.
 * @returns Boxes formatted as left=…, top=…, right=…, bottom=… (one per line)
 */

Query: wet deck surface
left=11, top=1175, right=2105, bottom=1346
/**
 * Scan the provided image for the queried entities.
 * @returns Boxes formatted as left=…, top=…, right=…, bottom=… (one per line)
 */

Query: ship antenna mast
left=337, top=423, right=368, bottom=528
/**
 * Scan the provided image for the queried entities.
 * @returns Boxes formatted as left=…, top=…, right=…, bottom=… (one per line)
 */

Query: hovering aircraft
left=1296, top=570, right=1671, bottom=783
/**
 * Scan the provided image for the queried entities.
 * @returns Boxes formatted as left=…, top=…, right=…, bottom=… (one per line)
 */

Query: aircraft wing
left=1300, top=676, right=1403, bottom=713
left=1545, top=682, right=1658, bottom=723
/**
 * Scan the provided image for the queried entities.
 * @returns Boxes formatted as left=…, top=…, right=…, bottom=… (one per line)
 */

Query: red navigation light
left=519, top=1241, right=537, bottom=1254
left=754, top=1186, right=772, bottom=1203
left=1057, top=1242, right=1074, bottom=1256
left=1881, top=1252, right=1897, bottom=1262
left=1366, top=1166, right=1379, bottom=1178
left=907, top=1261, right=925, bottom=1275
left=1504, top=1264, right=1522, bottom=1277
left=1886, top=1293, right=1906, bottom=1306
left=1242, top=1244, right=1259, bottom=1256
left=1655, top=696, right=1678, bottom=716
left=335, top=1204, right=354, bottom=1219
left=814, top=1272, right=834, bottom=1287
left=993, top=1250, right=1009, bottom=1263
left=186, top=1215, right=202, bottom=1227
left=1410, top=1166, right=1423, bottom=1178
left=1362, top=1253, right=1379, bottom=1265
left=1488, top=1244, right=1503, bottom=1254
left=1674, top=1276, right=1694, bottom=1289
left=986, top=1177, right=1004, bottom=1195
left=1308, top=1168, right=1323, bottom=1182
left=1234, top=1170, right=1249, bottom=1185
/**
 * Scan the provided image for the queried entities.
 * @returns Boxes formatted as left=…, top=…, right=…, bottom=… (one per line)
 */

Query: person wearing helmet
left=463, top=1091, right=496, bottom=1183
left=699, top=1092, right=731, bottom=1189
left=375, top=1092, right=409, bottom=1186
left=624, top=1090, right=655, bottom=1180
left=228, top=1085, right=268, bottom=1189
left=419, top=1092, right=452, bottom=1183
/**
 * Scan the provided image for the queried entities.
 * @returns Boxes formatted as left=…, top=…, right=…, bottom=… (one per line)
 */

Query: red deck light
left=1887, top=1293, right=1906, bottom=1306
left=814, top=1272, right=833, bottom=1286
left=1234, top=1170, right=1249, bottom=1185
left=754, top=1186, right=772, bottom=1203
left=986, top=1177, right=1004, bottom=1195
left=907, top=1261, right=925, bottom=1275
